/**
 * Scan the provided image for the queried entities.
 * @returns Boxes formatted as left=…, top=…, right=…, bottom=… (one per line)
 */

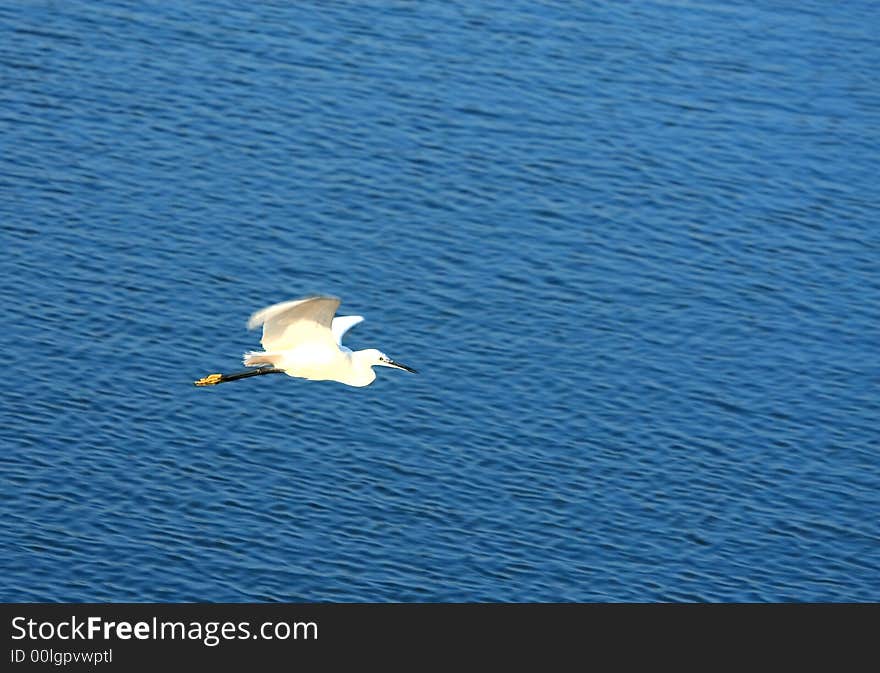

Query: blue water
left=2, top=1, right=878, bottom=602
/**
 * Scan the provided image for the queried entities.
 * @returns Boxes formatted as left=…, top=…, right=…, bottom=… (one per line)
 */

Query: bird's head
left=360, top=348, right=417, bottom=374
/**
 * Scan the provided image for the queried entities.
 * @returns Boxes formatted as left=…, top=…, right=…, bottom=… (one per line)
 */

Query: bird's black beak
left=387, top=359, right=417, bottom=374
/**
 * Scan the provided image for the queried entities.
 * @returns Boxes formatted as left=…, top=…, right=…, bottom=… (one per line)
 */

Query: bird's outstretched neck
left=194, top=367, right=284, bottom=386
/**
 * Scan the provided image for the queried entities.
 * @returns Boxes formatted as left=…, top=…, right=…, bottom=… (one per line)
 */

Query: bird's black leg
left=194, top=367, right=285, bottom=386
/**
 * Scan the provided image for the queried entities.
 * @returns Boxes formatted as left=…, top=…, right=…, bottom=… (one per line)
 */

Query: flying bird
left=194, top=295, right=416, bottom=388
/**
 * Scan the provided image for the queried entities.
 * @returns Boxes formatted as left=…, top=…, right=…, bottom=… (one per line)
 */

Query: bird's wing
left=331, top=315, right=364, bottom=345
left=247, top=296, right=341, bottom=351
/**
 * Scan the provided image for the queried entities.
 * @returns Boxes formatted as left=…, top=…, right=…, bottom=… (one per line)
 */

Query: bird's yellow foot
left=194, top=373, right=223, bottom=386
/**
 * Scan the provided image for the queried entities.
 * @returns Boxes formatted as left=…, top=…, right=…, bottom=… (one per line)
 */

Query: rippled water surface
left=2, top=1, right=878, bottom=601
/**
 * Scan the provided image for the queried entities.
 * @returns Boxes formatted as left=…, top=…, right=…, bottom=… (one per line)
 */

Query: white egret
left=194, top=295, right=416, bottom=388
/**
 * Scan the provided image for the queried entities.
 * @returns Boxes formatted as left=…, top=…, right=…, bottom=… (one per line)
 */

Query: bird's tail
left=242, top=351, right=281, bottom=367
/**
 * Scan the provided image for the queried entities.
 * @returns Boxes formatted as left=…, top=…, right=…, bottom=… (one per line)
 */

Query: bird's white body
left=240, top=296, right=414, bottom=387
left=271, top=343, right=376, bottom=387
